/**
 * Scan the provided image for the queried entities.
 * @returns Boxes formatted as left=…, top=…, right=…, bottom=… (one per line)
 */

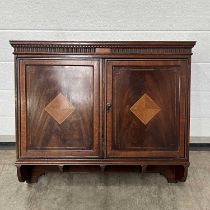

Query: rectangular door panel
left=106, top=60, right=188, bottom=158
left=19, top=59, right=101, bottom=158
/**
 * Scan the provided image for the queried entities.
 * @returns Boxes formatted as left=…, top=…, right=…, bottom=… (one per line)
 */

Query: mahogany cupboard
left=10, top=41, right=195, bottom=183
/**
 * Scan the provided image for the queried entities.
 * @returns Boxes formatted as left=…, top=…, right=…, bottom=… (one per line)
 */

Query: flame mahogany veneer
left=10, top=41, right=195, bottom=183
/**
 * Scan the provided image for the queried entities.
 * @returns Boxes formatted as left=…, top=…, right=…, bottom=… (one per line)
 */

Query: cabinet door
left=19, top=59, right=101, bottom=158
left=106, top=60, right=189, bottom=158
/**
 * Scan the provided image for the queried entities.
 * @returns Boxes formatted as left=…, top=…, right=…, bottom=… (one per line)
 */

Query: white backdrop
left=0, top=0, right=210, bottom=142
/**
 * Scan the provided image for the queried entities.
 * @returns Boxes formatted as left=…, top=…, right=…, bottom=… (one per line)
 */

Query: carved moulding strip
left=12, top=44, right=96, bottom=54
left=111, top=47, right=191, bottom=54
left=10, top=41, right=195, bottom=55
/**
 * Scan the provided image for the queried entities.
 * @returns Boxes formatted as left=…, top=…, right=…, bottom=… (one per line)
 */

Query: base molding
left=0, top=142, right=16, bottom=150
left=189, top=143, right=210, bottom=150
left=16, top=164, right=188, bottom=184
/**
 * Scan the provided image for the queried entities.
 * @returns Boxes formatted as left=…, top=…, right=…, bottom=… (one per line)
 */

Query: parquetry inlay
left=130, top=93, right=160, bottom=125
left=44, top=93, right=75, bottom=124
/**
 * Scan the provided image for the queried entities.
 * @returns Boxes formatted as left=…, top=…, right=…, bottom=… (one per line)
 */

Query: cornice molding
left=10, top=41, right=196, bottom=55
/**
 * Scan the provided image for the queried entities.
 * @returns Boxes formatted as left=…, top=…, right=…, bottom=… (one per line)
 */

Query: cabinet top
left=10, top=41, right=196, bottom=55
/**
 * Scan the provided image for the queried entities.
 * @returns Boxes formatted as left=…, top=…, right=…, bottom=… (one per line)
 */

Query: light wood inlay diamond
left=44, top=93, right=75, bottom=124
left=130, top=93, right=160, bottom=125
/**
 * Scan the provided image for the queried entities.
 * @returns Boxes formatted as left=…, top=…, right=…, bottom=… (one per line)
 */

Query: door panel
left=106, top=60, right=187, bottom=158
left=19, top=59, right=101, bottom=158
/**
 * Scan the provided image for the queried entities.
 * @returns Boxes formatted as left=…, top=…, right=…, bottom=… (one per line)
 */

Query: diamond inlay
left=130, top=93, right=160, bottom=125
left=44, top=93, right=75, bottom=124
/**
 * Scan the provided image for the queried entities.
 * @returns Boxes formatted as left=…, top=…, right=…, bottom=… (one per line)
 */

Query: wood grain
left=130, top=93, right=161, bottom=125
left=44, top=93, right=75, bottom=125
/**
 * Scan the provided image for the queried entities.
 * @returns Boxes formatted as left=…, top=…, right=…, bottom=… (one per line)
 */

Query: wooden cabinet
left=10, top=41, right=195, bottom=183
